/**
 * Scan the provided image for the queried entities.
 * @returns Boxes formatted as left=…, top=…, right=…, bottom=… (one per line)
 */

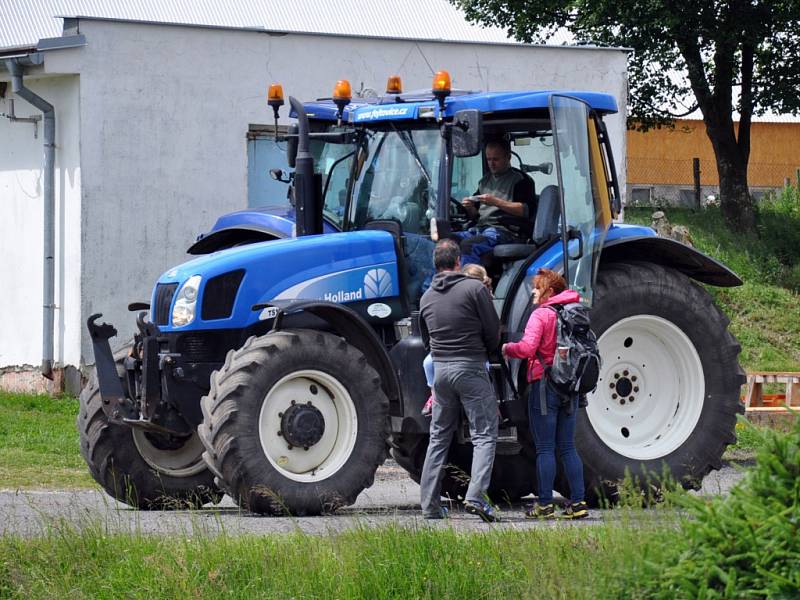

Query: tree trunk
left=705, top=124, right=757, bottom=233
left=717, top=160, right=755, bottom=233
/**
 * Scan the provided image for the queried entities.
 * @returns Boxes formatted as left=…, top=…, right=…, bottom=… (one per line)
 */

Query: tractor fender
left=265, top=299, right=403, bottom=416
left=601, top=236, right=742, bottom=287
left=187, top=226, right=285, bottom=255
left=187, top=209, right=340, bottom=254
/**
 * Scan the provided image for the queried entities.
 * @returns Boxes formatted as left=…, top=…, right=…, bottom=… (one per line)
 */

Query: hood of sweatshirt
left=430, top=270, right=469, bottom=292
left=542, top=288, right=582, bottom=306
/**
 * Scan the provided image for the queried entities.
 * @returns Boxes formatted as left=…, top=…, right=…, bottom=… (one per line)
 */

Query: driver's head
left=484, top=140, right=512, bottom=175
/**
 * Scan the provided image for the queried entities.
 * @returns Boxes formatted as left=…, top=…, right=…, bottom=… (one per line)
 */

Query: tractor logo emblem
left=363, top=269, right=392, bottom=299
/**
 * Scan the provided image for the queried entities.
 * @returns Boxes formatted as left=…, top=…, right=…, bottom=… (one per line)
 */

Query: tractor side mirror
left=452, top=109, right=482, bottom=157
left=286, top=123, right=299, bottom=168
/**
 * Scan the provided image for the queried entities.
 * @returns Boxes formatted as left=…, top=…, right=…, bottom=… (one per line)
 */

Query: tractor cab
left=282, top=73, right=621, bottom=309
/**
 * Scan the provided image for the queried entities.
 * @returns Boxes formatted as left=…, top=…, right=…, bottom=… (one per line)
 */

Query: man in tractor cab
left=456, top=139, right=537, bottom=265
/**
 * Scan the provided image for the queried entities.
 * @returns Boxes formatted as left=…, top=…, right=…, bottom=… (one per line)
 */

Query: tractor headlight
left=171, top=275, right=202, bottom=327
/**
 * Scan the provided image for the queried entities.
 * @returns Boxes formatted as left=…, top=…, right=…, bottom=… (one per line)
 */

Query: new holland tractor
left=79, top=72, right=745, bottom=514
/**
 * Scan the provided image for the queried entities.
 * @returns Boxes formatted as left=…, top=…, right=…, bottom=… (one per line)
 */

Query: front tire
left=199, top=330, right=390, bottom=515
left=77, top=347, right=220, bottom=509
left=579, top=261, right=745, bottom=503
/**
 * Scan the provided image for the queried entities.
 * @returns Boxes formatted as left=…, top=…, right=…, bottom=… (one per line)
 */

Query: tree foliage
left=453, top=0, right=800, bottom=231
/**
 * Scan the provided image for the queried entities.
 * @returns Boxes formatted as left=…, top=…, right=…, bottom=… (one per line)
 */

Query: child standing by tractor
left=502, top=268, right=589, bottom=520
left=421, top=263, right=493, bottom=417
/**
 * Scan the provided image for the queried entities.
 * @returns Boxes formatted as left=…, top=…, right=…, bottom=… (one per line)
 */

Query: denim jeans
left=420, top=360, right=498, bottom=516
left=528, top=379, right=585, bottom=504
left=423, top=353, right=435, bottom=387
left=453, top=227, right=514, bottom=265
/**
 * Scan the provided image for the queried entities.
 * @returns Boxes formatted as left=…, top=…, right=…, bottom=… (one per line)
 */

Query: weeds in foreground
left=3, top=420, right=798, bottom=597
left=0, top=513, right=664, bottom=599
left=621, top=417, right=800, bottom=598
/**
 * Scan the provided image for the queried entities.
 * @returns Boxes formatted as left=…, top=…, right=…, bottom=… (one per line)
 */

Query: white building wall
left=11, top=20, right=628, bottom=370
left=0, top=75, right=81, bottom=371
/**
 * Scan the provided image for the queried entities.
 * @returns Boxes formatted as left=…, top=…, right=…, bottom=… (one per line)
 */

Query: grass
left=723, top=419, right=772, bottom=461
left=624, top=198, right=800, bottom=372
left=2, top=419, right=795, bottom=599
left=0, top=516, right=671, bottom=599
left=0, top=391, right=93, bottom=489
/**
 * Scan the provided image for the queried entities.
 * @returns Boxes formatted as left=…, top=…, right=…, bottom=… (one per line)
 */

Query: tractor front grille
left=154, top=283, right=179, bottom=326
left=176, top=331, right=233, bottom=362
left=201, top=269, right=245, bottom=321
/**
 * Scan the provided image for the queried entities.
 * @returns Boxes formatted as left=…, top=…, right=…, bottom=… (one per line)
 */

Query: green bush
left=629, top=417, right=800, bottom=598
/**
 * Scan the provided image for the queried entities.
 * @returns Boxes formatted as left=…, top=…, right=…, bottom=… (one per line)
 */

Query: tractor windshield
left=309, top=123, right=442, bottom=235
left=349, top=126, right=442, bottom=234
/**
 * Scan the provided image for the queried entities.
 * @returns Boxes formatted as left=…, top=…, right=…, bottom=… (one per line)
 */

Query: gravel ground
left=0, top=460, right=749, bottom=537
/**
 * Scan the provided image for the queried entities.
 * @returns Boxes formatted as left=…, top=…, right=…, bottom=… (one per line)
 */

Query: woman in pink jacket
left=502, top=268, right=588, bottom=520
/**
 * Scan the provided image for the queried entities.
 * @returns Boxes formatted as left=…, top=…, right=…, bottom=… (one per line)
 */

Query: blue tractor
left=80, top=74, right=744, bottom=514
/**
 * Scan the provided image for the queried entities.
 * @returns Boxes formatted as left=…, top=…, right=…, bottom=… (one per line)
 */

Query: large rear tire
left=578, top=261, right=745, bottom=504
left=77, top=347, right=220, bottom=509
left=199, top=330, right=390, bottom=515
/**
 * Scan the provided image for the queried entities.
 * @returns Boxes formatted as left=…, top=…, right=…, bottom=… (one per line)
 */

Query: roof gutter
left=5, top=53, right=57, bottom=379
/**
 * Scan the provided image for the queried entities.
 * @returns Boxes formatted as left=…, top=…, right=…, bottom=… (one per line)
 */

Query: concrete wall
left=4, top=19, right=628, bottom=374
left=0, top=74, right=81, bottom=380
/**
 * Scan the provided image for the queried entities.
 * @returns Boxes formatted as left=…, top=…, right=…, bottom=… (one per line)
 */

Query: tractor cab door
left=549, top=95, right=613, bottom=305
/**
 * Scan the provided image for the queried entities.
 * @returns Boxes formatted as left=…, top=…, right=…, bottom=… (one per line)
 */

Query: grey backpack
left=536, top=302, right=601, bottom=415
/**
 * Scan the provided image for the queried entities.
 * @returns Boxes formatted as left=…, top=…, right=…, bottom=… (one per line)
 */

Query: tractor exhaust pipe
left=288, top=97, right=322, bottom=237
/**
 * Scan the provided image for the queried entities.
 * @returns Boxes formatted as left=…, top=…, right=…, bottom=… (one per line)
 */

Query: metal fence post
left=693, top=158, right=701, bottom=209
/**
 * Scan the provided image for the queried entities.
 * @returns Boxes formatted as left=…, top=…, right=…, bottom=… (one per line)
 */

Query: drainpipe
left=6, top=56, right=56, bottom=380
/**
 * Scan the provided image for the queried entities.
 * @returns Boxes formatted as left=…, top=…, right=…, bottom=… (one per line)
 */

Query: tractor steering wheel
left=449, top=197, right=472, bottom=230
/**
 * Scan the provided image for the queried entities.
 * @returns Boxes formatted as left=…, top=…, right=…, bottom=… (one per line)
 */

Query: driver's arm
left=480, top=176, right=536, bottom=218
left=461, top=191, right=480, bottom=219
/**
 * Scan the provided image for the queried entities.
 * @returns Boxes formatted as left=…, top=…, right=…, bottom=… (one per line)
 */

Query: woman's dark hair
left=433, top=239, right=460, bottom=271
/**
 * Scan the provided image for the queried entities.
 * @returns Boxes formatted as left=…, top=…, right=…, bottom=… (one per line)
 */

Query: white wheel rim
left=132, top=430, right=208, bottom=477
left=258, top=370, right=358, bottom=483
left=587, top=315, right=705, bottom=461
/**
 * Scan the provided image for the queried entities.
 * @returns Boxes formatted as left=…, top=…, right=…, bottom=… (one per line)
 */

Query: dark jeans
left=453, top=227, right=514, bottom=265
left=529, top=379, right=585, bottom=504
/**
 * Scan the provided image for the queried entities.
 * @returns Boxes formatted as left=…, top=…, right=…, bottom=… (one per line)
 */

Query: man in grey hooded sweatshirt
left=418, top=239, right=502, bottom=521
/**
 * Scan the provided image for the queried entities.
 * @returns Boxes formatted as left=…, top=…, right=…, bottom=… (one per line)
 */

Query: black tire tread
left=581, top=260, right=744, bottom=503
left=199, top=329, right=391, bottom=515
left=77, top=348, right=220, bottom=510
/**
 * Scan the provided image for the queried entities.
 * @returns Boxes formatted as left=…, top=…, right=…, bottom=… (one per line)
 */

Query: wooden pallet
left=743, top=372, right=800, bottom=414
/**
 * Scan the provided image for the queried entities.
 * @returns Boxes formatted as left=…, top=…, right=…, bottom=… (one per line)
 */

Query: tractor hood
left=152, top=230, right=401, bottom=333
left=187, top=206, right=339, bottom=254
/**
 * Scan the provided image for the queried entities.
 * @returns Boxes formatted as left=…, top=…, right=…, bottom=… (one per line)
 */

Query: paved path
left=0, top=461, right=748, bottom=537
